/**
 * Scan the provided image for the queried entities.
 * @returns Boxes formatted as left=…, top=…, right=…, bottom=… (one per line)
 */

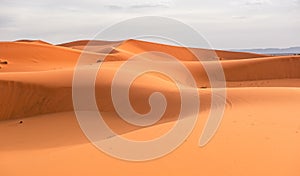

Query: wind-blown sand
left=0, top=39, right=299, bottom=175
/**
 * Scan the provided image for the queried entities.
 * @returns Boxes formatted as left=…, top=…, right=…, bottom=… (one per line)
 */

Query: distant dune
left=0, top=39, right=300, bottom=175
left=234, top=46, right=300, bottom=55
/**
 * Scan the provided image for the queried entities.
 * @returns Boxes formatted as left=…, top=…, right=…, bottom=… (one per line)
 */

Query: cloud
left=105, top=5, right=123, bottom=10
left=129, top=3, right=169, bottom=9
left=105, top=0, right=172, bottom=10
left=0, top=15, right=16, bottom=27
left=293, top=0, right=300, bottom=5
left=231, top=15, right=248, bottom=19
left=231, top=0, right=272, bottom=6
left=244, top=0, right=266, bottom=6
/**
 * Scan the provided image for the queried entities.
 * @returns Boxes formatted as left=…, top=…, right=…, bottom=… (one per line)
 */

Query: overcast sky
left=1, top=0, right=299, bottom=49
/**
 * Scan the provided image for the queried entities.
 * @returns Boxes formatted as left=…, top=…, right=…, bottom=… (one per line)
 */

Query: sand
left=0, top=39, right=299, bottom=175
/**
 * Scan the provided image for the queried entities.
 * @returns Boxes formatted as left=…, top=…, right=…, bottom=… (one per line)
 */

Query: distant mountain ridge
left=233, top=46, right=300, bottom=55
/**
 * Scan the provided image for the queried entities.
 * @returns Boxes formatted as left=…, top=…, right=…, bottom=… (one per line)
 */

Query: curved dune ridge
left=0, top=39, right=300, bottom=175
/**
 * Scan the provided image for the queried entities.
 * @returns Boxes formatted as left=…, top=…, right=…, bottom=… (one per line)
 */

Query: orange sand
left=0, top=39, right=300, bottom=175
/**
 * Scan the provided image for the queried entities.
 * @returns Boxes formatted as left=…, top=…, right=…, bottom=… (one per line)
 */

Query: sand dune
left=113, top=39, right=270, bottom=61
left=15, top=39, right=53, bottom=45
left=0, top=39, right=299, bottom=175
left=57, top=40, right=122, bottom=54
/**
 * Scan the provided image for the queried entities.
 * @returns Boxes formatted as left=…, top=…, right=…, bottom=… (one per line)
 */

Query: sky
left=0, top=0, right=299, bottom=49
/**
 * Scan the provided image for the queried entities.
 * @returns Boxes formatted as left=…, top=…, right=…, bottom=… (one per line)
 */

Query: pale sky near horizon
left=0, top=0, right=299, bottom=49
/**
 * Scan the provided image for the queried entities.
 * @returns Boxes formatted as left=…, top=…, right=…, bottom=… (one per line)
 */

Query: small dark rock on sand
left=0, top=60, right=8, bottom=64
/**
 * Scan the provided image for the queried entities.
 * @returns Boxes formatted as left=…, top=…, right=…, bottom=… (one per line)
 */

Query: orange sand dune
left=57, top=40, right=121, bottom=48
left=15, top=39, right=53, bottom=45
left=57, top=40, right=122, bottom=53
left=0, top=39, right=299, bottom=175
left=59, top=39, right=269, bottom=60
left=112, top=39, right=270, bottom=61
